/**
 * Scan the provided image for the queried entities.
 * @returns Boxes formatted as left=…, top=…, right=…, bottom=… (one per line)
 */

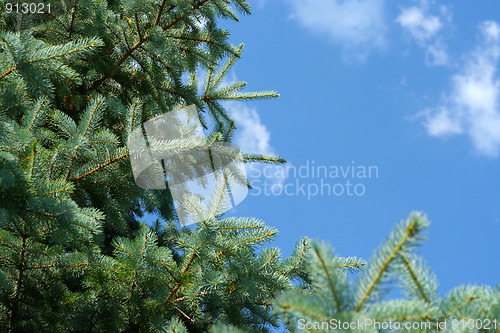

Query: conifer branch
left=26, top=99, right=48, bottom=131
left=166, top=249, right=199, bottom=301
left=173, top=306, right=194, bottom=322
left=441, top=296, right=477, bottom=320
left=154, top=2, right=175, bottom=28
left=234, top=232, right=277, bottom=247
left=312, top=244, right=341, bottom=312
left=378, top=314, right=433, bottom=323
left=243, top=154, right=286, bottom=164
left=280, top=303, right=327, bottom=321
left=9, top=236, right=26, bottom=332
left=71, top=152, right=129, bottom=181
left=0, top=66, right=15, bottom=80
left=19, top=207, right=57, bottom=218
left=134, top=14, right=143, bottom=41
left=257, top=253, right=276, bottom=273
left=401, top=257, right=430, bottom=303
left=68, top=0, right=79, bottom=40
left=89, top=0, right=212, bottom=92
left=355, top=224, right=416, bottom=311
left=164, top=35, right=212, bottom=43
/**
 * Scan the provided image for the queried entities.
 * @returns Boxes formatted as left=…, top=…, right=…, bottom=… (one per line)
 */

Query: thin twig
left=71, top=152, right=129, bottom=181
left=0, top=67, right=15, bottom=81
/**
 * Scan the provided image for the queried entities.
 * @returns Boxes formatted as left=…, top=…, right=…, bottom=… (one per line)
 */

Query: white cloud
left=483, top=20, right=500, bottom=41
left=227, top=102, right=274, bottom=156
left=424, top=107, right=462, bottom=136
left=225, top=102, right=287, bottom=186
left=425, top=40, right=448, bottom=66
left=396, top=6, right=441, bottom=42
left=286, top=0, right=386, bottom=62
left=422, top=21, right=500, bottom=157
left=396, top=0, right=450, bottom=66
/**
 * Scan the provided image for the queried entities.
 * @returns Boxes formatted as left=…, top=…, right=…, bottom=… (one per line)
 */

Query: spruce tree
left=0, top=1, right=498, bottom=332
left=0, top=0, right=290, bottom=331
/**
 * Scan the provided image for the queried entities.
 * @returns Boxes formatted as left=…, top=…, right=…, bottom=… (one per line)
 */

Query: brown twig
left=0, top=67, right=15, bottom=81
left=71, top=152, right=129, bottom=181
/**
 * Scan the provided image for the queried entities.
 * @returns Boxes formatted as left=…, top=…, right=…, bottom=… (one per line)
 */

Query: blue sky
left=216, top=0, right=500, bottom=294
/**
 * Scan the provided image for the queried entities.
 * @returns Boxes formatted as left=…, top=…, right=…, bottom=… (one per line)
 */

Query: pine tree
left=0, top=1, right=498, bottom=332
left=0, top=0, right=290, bottom=331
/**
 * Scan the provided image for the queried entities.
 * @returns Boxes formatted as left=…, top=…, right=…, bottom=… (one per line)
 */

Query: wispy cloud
left=286, top=0, right=386, bottom=62
left=226, top=102, right=287, bottom=186
left=227, top=102, right=275, bottom=156
left=396, top=0, right=451, bottom=66
left=422, top=21, right=500, bottom=157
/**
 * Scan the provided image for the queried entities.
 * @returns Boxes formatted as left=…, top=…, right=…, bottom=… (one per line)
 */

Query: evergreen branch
left=164, top=35, right=211, bottom=43
left=210, top=174, right=230, bottom=217
left=377, top=313, right=433, bottom=323
left=32, top=27, right=69, bottom=39
left=166, top=249, right=199, bottom=301
left=79, top=96, right=106, bottom=136
left=234, top=231, right=277, bottom=247
left=257, top=253, right=276, bottom=273
left=135, top=14, right=143, bottom=41
left=71, top=152, right=129, bottom=181
left=355, top=237, right=406, bottom=311
left=280, top=238, right=309, bottom=276
left=25, top=98, right=48, bottom=131
left=280, top=303, right=327, bottom=321
left=38, top=227, right=50, bottom=233
left=47, top=112, right=76, bottom=138
left=208, top=242, right=241, bottom=259
left=90, top=0, right=211, bottom=92
left=441, top=296, right=477, bottom=320
left=28, top=144, right=37, bottom=180
left=69, top=220, right=100, bottom=233
left=312, top=243, right=340, bottom=312
left=27, top=38, right=103, bottom=63
left=160, top=0, right=212, bottom=32
left=212, top=44, right=243, bottom=88
left=154, top=2, right=175, bottom=28
left=209, top=81, right=247, bottom=98
left=0, top=66, right=15, bottom=80
left=44, top=10, right=68, bottom=31
left=172, top=305, right=194, bottom=323
left=125, top=270, right=138, bottom=304
left=243, top=154, right=286, bottom=164
left=68, top=0, right=79, bottom=40
left=401, top=257, right=430, bottom=303
left=217, top=225, right=263, bottom=230
left=9, top=236, right=26, bottom=332
left=19, top=207, right=57, bottom=218
left=172, top=292, right=210, bottom=303
left=204, top=68, right=214, bottom=98
left=218, top=91, right=279, bottom=101
left=0, top=256, right=15, bottom=265
left=0, top=237, right=21, bottom=251
left=334, top=259, right=366, bottom=272
left=355, top=214, right=428, bottom=311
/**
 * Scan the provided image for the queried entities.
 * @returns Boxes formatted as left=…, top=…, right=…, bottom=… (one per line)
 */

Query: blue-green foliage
left=275, top=213, right=500, bottom=332
left=0, top=0, right=291, bottom=331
